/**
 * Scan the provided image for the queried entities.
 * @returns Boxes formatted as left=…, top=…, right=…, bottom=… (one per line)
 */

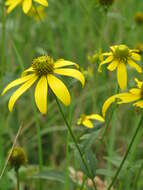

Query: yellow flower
left=5, top=0, right=48, bottom=14
left=2, top=56, right=85, bottom=114
left=77, top=114, right=104, bottom=128
left=102, top=78, right=143, bottom=117
left=135, top=12, right=143, bottom=25
left=98, top=45, right=142, bottom=90
left=28, top=5, right=46, bottom=21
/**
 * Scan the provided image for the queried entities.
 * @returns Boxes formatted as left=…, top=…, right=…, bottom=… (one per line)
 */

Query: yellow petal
left=6, top=0, right=21, bottom=13
left=35, top=76, right=48, bottom=114
left=107, top=61, right=118, bottom=71
left=47, top=74, right=71, bottom=106
left=8, top=75, right=38, bottom=112
left=21, top=67, right=34, bottom=76
left=54, top=59, right=79, bottom=69
left=102, top=94, right=119, bottom=117
left=22, top=0, right=32, bottom=13
left=117, top=93, right=140, bottom=104
left=128, top=59, right=142, bottom=73
left=82, top=119, right=94, bottom=128
left=133, top=100, right=143, bottom=108
left=54, top=68, right=85, bottom=87
left=34, top=0, right=48, bottom=7
left=131, top=53, right=141, bottom=61
left=102, top=52, right=112, bottom=56
left=2, top=74, right=35, bottom=95
left=98, top=56, right=113, bottom=72
left=134, top=78, right=143, bottom=89
left=129, top=88, right=141, bottom=95
left=117, top=62, right=127, bottom=90
left=86, top=114, right=105, bottom=122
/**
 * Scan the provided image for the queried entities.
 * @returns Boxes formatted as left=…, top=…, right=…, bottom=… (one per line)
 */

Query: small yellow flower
left=98, top=45, right=142, bottom=90
left=135, top=12, right=143, bottom=24
left=8, top=147, right=27, bottom=171
left=28, top=5, right=46, bottom=21
left=5, top=0, right=48, bottom=14
left=77, top=114, right=104, bottom=128
left=102, top=78, right=143, bottom=117
left=2, top=56, right=85, bottom=114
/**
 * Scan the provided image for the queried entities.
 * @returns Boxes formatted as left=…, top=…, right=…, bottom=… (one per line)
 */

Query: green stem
left=133, top=161, right=143, bottom=189
left=107, top=115, right=143, bottom=190
left=1, top=0, right=6, bottom=77
left=31, top=94, right=43, bottom=190
left=55, top=96, right=97, bottom=190
left=65, top=131, right=69, bottom=190
left=16, top=169, right=20, bottom=190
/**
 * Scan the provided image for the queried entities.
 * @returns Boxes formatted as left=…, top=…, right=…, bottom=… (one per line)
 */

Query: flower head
left=77, top=114, right=104, bottom=128
left=135, top=12, right=143, bottom=25
left=5, top=0, right=48, bottom=14
left=98, top=45, right=142, bottom=90
left=2, top=56, right=85, bottom=114
left=102, top=78, right=143, bottom=117
left=8, top=146, right=27, bottom=171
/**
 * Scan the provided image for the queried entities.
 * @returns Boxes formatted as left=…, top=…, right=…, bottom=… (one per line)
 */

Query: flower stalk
left=107, top=115, right=143, bottom=190
left=55, top=95, right=97, bottom=190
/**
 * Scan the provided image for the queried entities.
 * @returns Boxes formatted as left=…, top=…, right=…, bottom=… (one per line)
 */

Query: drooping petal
left=47, top=74, right=70, bottom=106
left=117, top=62, right=127, bottom=90
left=2, top=74, right=35, bottom=95
left=21, top=67, right=34, bottom=77
left=129, top=88, right=141, bottom=95
left=82, top=119, right=94, bottom=128
left=128, top=59, right=142, bottom=73
left=102, top=52, right=112, bottom=56
left=134, top=78, right=143, bottom=89
left=54, top=59, right=79, bottom=69
left=22, top=0, right=32, bottom=13
left=117, top=93, right=140, bottom=104
left=6, top=0, right=21, bottom=13
left=54, top=68, right=85, bottom=87
left=107, top=61, right=118, bottom=71
left=133, top=100, right=143, bottom=108
left=131, top=53, right=141, bottom=61
left=34, top=0, right=48, bottom=7
left=35, top=76, right=48, bottom=114
left=102, top=94, right=119, bottom=117
left=86, top=114, right=105, bottom=122
left=8, top=75, right=38, bottom=112
left=98, top=56, right=113, bottom=72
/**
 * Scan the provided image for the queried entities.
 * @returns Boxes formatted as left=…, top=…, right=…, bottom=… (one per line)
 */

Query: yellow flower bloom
left=5, top=0, right=48, bottom=14
left=28, top=5, right=46, bottom=21
left=98, top=45, right=142, bottom=90
left=77, top=114, right=104, bottom=128
left=102, top=78, right=143, bottom=117
left=2, top=56, right=85, bottom=114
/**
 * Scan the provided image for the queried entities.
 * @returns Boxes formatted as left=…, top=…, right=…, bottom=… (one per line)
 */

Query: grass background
left=1, top=0, right=143, bottom=189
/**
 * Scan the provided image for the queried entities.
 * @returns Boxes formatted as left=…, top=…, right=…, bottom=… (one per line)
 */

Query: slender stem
left=65, top=131, right=69, bottom=190
left=31, top=94, right=43, bottom=190
left=1, top=0, right=6, bottom=77
left=107, top=115, right=143, bottom=190
left=55, top=96, right=97, bottom=190
left=133, top=160, right=143, bottom=189
left=16, top=169, right=20, bottom=190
